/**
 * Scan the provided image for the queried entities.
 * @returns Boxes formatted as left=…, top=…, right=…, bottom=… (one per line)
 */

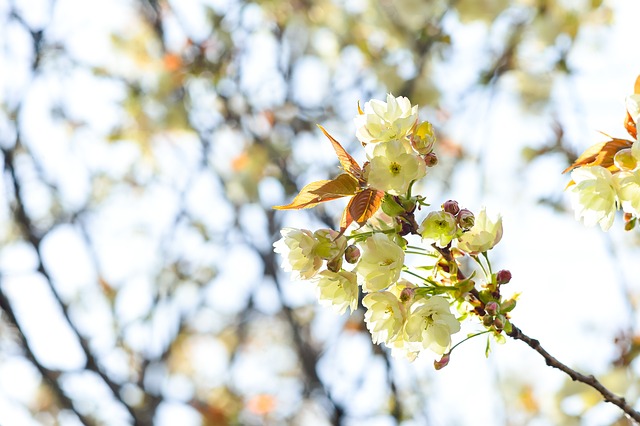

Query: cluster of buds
left=274, top=94, right=515, bottom=365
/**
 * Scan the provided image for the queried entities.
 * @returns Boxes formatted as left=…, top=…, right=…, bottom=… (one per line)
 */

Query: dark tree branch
left=0, top=286, right=96, bottom=425
left=508, top=323, right=640, bottom=423
left=2, top=146, right=145, bottom=425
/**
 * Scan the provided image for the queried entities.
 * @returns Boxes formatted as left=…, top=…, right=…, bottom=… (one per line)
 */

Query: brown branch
left=508, top=323, right=640, bottom=423
left=2, top=146, right=145, bottom=425
left=0, top=286, right=96, bottom=425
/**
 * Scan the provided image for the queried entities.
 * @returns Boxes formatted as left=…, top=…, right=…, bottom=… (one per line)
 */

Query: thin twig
left=508, top=323, right=640, bottom=423
left=0, top=286, right=96, bottom=425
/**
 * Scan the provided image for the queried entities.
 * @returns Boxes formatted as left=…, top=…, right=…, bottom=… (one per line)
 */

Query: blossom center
left=389, top=162, right=401, bottom=175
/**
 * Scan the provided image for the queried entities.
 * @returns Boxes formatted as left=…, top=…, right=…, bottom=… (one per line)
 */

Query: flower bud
left=496, top=269, right=512, bottom=284
left=442, top=200, right=460, bottom=216
left=457, top=209, right=475, bottom=230
left=500, top=298, right=516, bottom=313
left=434, top=353, right=450, bottom=370
left=424, top=152, right=438, bottom=167
left=614, top=148, right=638, bottom=172
left=493, top=314, right=506, bottom=331
left=399, top=287, right=415, bottom=303
left=411, top=121, right=436, bottom=155
left=485, top=301, right=499, bottom=316
left=482, top=315, right=494, bottom=327
left=344, top=245, right=360, bottom=264
left=327, top=256, right=343, bottom=273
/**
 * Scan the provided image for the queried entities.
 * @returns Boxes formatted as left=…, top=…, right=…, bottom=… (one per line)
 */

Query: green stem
left=404, top=250, right=432, bottom=256
left=402, top=269, right=438, bottom=286
left=449, top=330, right=492, bottom=353
left=471, top=255, right=488, bottom=277
left=406, top=245, right=431, bottom=252
left=482, top=251, right=493, bottom=276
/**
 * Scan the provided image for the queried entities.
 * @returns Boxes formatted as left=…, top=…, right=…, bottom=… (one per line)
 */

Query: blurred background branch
left=0, top=0, right=639, bottom=425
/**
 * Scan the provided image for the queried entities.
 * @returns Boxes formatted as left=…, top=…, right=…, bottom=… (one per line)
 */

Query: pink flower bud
left=424, top=152, right=438, bottom=167
left=399, top=287, right=415, bottom=303
left=496, top=269, right=512, bottom=284
left=344, top=245, right=360, bottom=264
left=457, top=209, right=475, bottom=230
left=485, top=301, right=499, bottom=316
left=493, top=315, right=505, bottom=331
left=434, top=353, right=450, bottom=370
left=442, top=200, right=460, bottom=216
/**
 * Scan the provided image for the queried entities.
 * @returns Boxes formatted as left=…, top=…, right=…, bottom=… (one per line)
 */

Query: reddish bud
left=485, top=301, right=499, bottom=316
left=399, top=287, right=415, bottom=303
left=442, top=200, right=460, bottom=216
left=344, top=245, right=360, bottom=264
left=424, top=152, right=438, bottom=167
left=457, top=209, right=475, bottom=230
left=496, top=269, right=512, bottom=285
left=434, top=353, right=450, bottom=370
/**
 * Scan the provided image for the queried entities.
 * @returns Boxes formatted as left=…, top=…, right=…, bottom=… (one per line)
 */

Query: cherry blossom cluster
left=568, top=93, right=640, bottom=231
left=274, top=95, right=513, bottom=365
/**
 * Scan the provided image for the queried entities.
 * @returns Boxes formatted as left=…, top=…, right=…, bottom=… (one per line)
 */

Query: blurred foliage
left=0, top=0, right=636, bottom=425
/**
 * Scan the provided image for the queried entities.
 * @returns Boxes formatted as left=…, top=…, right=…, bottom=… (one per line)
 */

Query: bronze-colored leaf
left=317, top=125, right=364, bottom=182
left=349, top=188, right=384, bottom=226
left=562, top=138, right=634, bottom=174
left=273, top=174, right=358, bottom=210
left=339, top=189, right=384, bottom=234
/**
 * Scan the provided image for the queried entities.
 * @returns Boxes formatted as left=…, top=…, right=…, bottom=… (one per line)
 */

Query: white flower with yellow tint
left=404, top=296, right=460, bottom=356
left=615, top=169, right=640, bottom=217
left=418, top=211, right=458, bottom=247
left=457, top=208, right=503, bottom=254
left=626, top=94, right=640, bottom=126
left=568, top=166, right=618, bottom=231
left=365, top=139, right=426, bottom=195
left=354, top=233, right=405, bottom=292
left=355, top=94, right=418, bottom=145
left=273, top=228, right=322, bottom=280
left=313, top=270, right=359, bottom=315
left=363, top=291, right=405, bottom=345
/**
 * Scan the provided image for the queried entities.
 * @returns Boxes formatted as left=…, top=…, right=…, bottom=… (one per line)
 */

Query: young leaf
left=317, top=125, right=364, bottom=182
left=273, top=173, right=358, bottom=210
left=349, top=188, right=384, bottom=226
left=562, top=138, right=634, bottom=174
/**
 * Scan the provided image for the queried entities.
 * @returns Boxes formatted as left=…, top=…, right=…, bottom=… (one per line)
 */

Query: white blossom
left=365, top=139, right=426, bottom=195
left=355, top=94, right=418, bottom=145
left=363, top=291, right=405, bottom=345
left=273, top=228, right=322, bottom=280
left=419, top=211, right=458, bottom=247
left=615, top=169, right=640, bottom=217
left=313, top=270, right=359, bottom=315
left=568, top=166, right=618, bottom=231
left=457, top=208, right=503, bottom=254
left=404, top=296, right=460, bottom=355
left=355, top=233, right=405, bottom=292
